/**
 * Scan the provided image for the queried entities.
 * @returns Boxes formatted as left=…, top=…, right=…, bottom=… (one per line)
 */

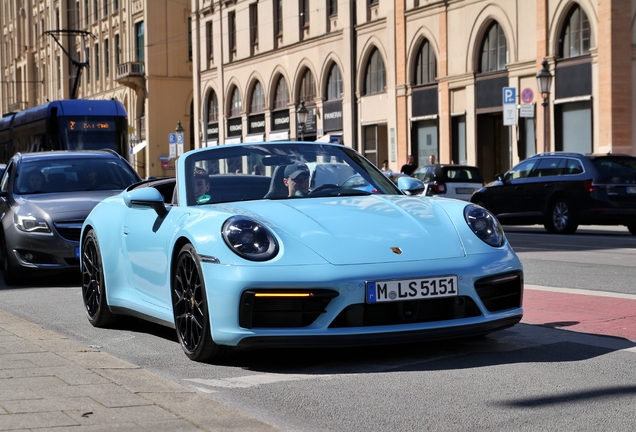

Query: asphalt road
left=1, top=225, right=635, bottom=431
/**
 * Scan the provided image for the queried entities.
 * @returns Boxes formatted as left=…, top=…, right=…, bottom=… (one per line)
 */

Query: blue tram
left=0, top=99, right=128, bottom=164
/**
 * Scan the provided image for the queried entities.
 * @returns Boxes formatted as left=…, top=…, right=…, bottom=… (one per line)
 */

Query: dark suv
left=470, top=152, right=636, bottom=234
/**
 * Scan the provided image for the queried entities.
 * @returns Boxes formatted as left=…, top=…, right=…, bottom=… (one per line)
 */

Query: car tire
left=172, top=243, right=225, bottom=362
left=628, top=224, right=636, bottom=235
left=81, top=230, right=118, bottom=327
left=0, top=233, right=21, bottom=286
left=544, top=199, right=578, bottom=234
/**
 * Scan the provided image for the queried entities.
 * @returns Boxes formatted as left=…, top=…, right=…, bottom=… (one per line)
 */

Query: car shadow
left=210, top=323, right=635, bottom=372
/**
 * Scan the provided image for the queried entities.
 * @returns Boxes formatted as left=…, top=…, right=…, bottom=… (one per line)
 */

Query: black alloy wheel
left=172, top=244, right=224, bottom=362
left=81, top=230, right=118, bottom=327
left=544, top=199, right=578, bottom=234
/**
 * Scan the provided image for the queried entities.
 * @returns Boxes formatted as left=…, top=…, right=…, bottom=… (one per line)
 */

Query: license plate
left=456, top=188, right=475, bottom=194
left=366, top=275, right=458, bottom=303
left=627, top=187, right=636, bottom=194
left=75, top=247, right=80, bottom=259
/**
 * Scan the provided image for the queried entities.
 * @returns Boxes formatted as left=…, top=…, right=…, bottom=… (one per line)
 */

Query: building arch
left=466, top=5, right=516, bottom=72
left=550, top=0, right=597, bottom=58
left=319, top=54, right=345, bottom=100
left=407, top=29, right=440, bottom=86
left=267, top=68, right=291, bottom=110
left=357, top=38, right=389, bottom=95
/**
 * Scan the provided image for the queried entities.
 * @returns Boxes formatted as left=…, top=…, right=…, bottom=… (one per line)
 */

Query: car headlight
left=222, top=216, right=279, bottom=261
left=14, top=213, right=51, bottom=234
left=464, top=204, right=504, bottom=247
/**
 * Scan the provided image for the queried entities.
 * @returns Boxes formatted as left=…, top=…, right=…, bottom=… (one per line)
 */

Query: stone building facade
left=1, top=0, right=193, bottom=178
left=2, top=1, right=635, bottom=181
left=191, top=0, right=635, bottom=181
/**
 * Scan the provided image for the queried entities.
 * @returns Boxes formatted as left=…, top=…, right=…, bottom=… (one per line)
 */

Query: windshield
left=15, top=158, right=140, bottom=194
left=185, top=143, right=401, bottom=206
left=57, top=116, right=119, bottom=151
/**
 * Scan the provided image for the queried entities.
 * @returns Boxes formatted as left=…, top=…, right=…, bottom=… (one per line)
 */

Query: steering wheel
left=308, top=183, right=340, bottom=197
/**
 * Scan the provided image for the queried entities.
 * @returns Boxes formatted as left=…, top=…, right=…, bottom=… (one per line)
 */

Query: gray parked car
left=0, top=150, right=141, bottom=285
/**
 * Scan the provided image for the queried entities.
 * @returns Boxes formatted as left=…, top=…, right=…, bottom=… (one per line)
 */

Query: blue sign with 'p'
left=503, top=87, right=516, bottom=105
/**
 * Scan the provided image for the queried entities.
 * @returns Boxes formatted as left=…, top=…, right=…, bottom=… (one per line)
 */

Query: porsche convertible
left=80, top=141, right=523, bottom=362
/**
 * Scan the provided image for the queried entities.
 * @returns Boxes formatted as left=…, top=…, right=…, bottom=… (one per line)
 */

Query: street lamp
left=296, top=100, right=308, bottom=141
left=536, top=59, right=553, bottom=153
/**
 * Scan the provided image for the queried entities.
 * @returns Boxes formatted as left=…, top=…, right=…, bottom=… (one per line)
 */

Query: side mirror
left=397, top=177, right=425, bottom=196
left=123, top=188, right=167, bottom=218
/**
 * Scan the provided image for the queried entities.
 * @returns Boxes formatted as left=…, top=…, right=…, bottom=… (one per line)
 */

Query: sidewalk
left=0, top=309, right=280, bottom=431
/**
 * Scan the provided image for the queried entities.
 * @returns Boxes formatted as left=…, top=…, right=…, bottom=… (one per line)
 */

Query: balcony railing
left=116, top=62, right=145, bottom=80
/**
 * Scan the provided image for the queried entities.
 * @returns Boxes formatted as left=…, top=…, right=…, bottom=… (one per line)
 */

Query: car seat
left=263, top=165, right=288, bottom=198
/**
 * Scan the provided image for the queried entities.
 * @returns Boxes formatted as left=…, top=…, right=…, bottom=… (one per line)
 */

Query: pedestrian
left=400, top=155, right=417, bottom=176
left=429, top=154, right=437, bottom=165
left=381, top=159, right=392, bottom=174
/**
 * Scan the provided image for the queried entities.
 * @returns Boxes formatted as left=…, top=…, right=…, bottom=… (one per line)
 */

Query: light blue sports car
left=80, top=142, right=523, bottom=362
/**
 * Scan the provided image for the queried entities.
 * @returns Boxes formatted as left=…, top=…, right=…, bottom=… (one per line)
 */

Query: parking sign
left=502, top=87, right=517, bottom=126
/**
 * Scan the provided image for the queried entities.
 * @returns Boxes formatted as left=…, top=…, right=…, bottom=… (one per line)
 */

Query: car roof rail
left=534, top=151, right=586, bottom=157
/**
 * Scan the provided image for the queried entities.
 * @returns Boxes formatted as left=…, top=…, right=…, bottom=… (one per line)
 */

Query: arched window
left=560, top=5, right=590, bottom=58
left=414, top=39, right=436, bottom=85
left=274, top=76, right=289, bottom=109
left=365, top=48, right=385, bottom=94
left=207, top=91, right=218, bottom=123
left=229, top=87, right=242, bottom=117
left=250, top=82, right=264, bottom=113
left=300, top=69, right=315, bottom=103
left=326, top=64, right=343, bottom=100
left=479, top=22, right=507, bottom=72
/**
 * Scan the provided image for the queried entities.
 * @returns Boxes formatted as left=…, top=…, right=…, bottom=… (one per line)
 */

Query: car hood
left=14, top=191, right=119, bottom=220
left=217, top=195, right=467, bottom=265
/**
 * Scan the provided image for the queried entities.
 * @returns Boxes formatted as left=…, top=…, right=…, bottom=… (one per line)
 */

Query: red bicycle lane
left=522, top=285, right=636, bottom=342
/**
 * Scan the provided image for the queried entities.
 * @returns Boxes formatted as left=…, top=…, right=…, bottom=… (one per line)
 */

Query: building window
left=274, top=0, right=283, bottom=37
left=328, top=0, right=337, bottom=17
left=250, top=3, right=258, bottom=54
left=230, top=87, right=242, bottom=117
left=93, top=0, right=98, bottom=22
left=274, top=76, right=289, bottom=109
left=208, top=92, right=218, bottom=123
left=228, top=11, right=236, bottom=55
left=365, top=48, right=385, bottom=95
left=84, top=0, right=89, bottom=24
left=57, top=55, right=61, bottom=89
left=300, top=0, right=309, bottom=28
left=104, top=39, right=109, bottom=77
left=188, top=17, right=192, bottom=61
left=135, top=21, right=144, bottom=63
left=479, top=22, right=507, bottom=72
left=300, top=69, right=315, bottom=103
left=326, top=64, right=342, bottom=100
left=206, top=21, right=213, bottom=62
left=414, top=39, right=436, bottom=85
left=115, top=34, right=120, bottom=66
left=103, top=0, right=108, bottom=16
left=95, top=42, right=100, bottom=79
left=251, top=82, right=265, bottom=113
left=114, top=0, right=119, bottom=12
left=560, top=5, right=590, bottom=58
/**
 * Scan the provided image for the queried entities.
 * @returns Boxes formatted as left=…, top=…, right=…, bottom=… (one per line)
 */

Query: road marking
left=185, top=373, right=332, bottom=389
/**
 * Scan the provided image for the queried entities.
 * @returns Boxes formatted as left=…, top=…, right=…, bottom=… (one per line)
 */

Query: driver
left=283, top=162, right=310, bottom=197
left=193, top=166, right=211, bottom=203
